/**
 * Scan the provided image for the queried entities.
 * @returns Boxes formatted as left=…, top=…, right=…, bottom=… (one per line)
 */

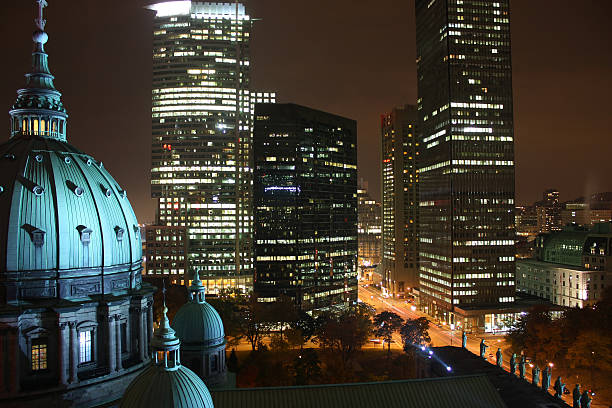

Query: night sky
left=1, top=1, right=611, bottom=222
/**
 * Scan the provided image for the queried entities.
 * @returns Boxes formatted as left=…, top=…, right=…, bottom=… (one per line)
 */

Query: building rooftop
left=426, top=347, right=571, bottom=408
left=211, top=374, right=506, bottom=408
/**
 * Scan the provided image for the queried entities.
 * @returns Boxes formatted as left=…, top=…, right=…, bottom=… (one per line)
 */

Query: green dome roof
left=1, top=10, right=143, bottom=302
left=172, top=271, right=225, bottom=347
left=121, top=303, right=214, bottom=408
left=172, top=301, right=225, bottom=346
left=120, top=364, right=214, bottom=408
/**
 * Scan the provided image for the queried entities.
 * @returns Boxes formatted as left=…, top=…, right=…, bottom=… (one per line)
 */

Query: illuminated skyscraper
left=357, top=185, right=382, bottom=268
left=416, top=0, right=516, bottom=328
left=381, top=105, right=420, bottom=297
left=253, top=104, right=358, bottom=310
left=148, top=2, right=253, bottom=292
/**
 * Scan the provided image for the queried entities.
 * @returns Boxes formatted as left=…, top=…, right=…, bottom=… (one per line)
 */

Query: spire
left=151, top=291, right=182, bottom=371
left=9, top=0, right=68, bottom=141
left=188, top=270, right=206, bottom=304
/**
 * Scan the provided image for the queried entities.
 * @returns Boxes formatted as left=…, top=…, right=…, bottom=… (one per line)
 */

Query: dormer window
left=115, top=226, right=125, bottom=242
left=77, top=225, right=92, bottom=245
left=32, top=228, right=46, bottom=247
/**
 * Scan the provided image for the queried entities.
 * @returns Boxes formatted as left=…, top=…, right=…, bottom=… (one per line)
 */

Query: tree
left=266, top=294, right=298, bottom=341
left=566, top=329, right=612, bottom=371
left=207, top=288, right=249, bottom=346
left=292, top=349, right=322, bottom=385
left=314, top=304, right=373, bottom=369
left=506, top=307, right=562, bottom=364
left=373, top=311, right=404, bottom=356
left=400, top=317, right=431, bottom=353
left=287, top=310, right=317, bottom=350
left=235, top=296, right=272, bottom=351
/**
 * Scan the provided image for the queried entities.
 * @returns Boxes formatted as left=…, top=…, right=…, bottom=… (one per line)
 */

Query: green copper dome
left=172, top=271, right=225, bottom=347
left=121, top=305, right=214, bottom=408
left=0, top=4, right=143, bottom=302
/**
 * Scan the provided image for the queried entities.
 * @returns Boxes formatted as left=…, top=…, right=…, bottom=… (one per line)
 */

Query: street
left=358, top=283, right=592, bottom=407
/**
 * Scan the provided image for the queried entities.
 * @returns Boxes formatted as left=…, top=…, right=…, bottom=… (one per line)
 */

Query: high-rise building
left=381, top=105, right=420, bottom=297
left=535, top=188, right=562, bottom=232
left=357, top=184, right=382, bottom=268
left=147, top=2, right=253, bottom=293
left=253, top=103, right=358, bottom=310
left=416, top=0, right=516, bottom=328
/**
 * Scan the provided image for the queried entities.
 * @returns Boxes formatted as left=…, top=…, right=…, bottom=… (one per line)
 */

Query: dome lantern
left=9, top=0, right=68, bottom=141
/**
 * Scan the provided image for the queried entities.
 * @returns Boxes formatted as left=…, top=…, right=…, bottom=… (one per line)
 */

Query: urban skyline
left=1, top=1, right=611, bottom=224
left=2, top=1, right=612, bottom=407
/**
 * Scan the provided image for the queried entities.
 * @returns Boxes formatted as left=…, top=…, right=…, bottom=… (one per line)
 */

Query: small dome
left=120, top=364, right=214, bottom=408
left=121, top=304, right=214, bottom=408
left=172, top=271, right=225, bottom=347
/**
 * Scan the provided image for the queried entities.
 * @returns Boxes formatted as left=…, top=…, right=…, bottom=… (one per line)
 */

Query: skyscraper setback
left=148, top=2, right=253, bottom=292
left=416, top=0, right=516, bottom=328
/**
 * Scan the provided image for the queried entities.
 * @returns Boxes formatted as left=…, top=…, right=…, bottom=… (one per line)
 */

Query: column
left=138, top=308, right=146, bottom=362
left=69, top=322, right=78, bottom=384
left=58, top=323, right=69, bottom=385
left=115, top=315, right=122, bottom=371
left=147, top=300, right=154, bottom=356
left=9, top=329, right=20, bottom=393
left=107, top=316, right=116, bottom=373
left=0, top=331, right=5, bottom=393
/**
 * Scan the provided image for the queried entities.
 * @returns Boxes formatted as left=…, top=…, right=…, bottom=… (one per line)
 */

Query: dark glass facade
left=381, top=105, right=420, bottom=297
left=149, top=2, right=253, bottom=292
left=253, top=104, right=358, bottom=310
left=416, top=0, right=516, bottom=322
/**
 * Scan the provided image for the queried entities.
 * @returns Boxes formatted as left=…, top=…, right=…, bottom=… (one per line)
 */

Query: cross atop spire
left=35, top=0, right=48, bottom=31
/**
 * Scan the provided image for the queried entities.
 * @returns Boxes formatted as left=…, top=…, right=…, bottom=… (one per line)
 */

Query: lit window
left=31, top=339, right=47, bottom=371
left=79, top=330, right=93, bottom=363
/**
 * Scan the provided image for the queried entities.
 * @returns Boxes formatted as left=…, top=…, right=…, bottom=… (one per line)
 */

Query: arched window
left=33, top=119, right=39, bottom=135
left=52, top=119, right=57, bottom=135
left=41, top=119, right=46, bottom=134
left=22, top=119, right=28, bottom=134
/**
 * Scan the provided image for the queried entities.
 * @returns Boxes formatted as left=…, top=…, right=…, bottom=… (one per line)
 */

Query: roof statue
left=495, top=348, right=503, bottom=368
left=580, top=390, right=592, bottom=408
left=553, top=376, right=565, bottom=399
left=510, top=353, right=517, bottom=376
left=519, top=355, right=526, bottom=379
left=531, top=365, right=540, bottom=387
left=541, top=365, right=551, bottom=391
left=479, top=339, right=488, bottom=359
left=572, top=384, right=581, bottom=408
left=120, top=301, right=214, bottom=408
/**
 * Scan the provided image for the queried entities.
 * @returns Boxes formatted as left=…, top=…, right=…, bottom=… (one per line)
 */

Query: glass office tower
left=253, top=104, right=358, bottom=310
left=148, top=1, right=253, bottom=292
left=381, top=105, right=420, bottom=297
left=416, top=0, right=516, bottom=327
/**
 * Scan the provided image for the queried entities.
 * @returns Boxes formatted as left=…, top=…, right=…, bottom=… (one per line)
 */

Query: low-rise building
left=516, top=223, right=612, bottom=307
